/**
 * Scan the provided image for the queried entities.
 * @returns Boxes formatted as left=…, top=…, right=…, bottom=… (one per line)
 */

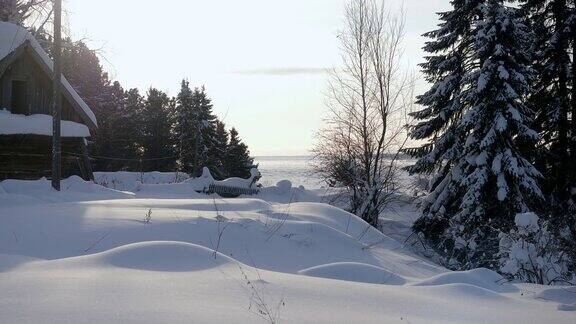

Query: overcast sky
left=65, top=0, right=451, bottom=156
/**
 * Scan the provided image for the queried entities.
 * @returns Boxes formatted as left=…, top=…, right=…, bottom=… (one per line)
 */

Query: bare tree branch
left=313, top=0, right=415, bottom=228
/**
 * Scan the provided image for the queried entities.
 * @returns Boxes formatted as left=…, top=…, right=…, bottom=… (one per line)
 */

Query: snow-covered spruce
left=174, top=81, right=216, bottom=177
left=406, top=1, right=542, bottom=270
left=174, top=81, right=253, bottom=179
left=521, top=0, right=576, bottom=280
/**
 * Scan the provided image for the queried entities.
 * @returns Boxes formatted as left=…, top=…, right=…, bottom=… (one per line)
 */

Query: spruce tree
left=521, top=0, right=574, bottom=211
left=193, top=87, right=219, bottom=175
left=174, top=80, right=200, bottom=175
left=88, top=80, right=126, bottom=171
left=173, top=82, right=219, bottom=176
left=117, top=88, right=145, bottom=169
left=211, top=120, right=229, bottom=179
left=406, top=1, right=543, bottom=269
left=224, top=128, right=253, bottom=179
left=521, top=0, right=576, bottom=277
left=405, top=1, right=485, bottom=255
left=141, top=88, right=175, bottom=172
left=404, top=0, right=482, bottom=170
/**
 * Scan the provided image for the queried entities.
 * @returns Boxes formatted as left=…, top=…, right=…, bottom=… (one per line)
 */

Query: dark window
left=11, top=80, right=27, bottom=115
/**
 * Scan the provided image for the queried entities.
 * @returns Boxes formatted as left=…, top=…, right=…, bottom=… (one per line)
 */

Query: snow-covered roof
left=0, top=22, right=97, bottom=128
left=0, top=109, right=90, bottom=137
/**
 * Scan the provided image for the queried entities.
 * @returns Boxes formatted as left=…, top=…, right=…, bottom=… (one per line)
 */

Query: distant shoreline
left=254, top=155, right=311, bottom=159
left=254, top=154, right=413, bottom=160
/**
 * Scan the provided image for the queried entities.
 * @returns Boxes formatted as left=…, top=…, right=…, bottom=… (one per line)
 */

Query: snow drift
left=72, top=241, right=236, bottom=272
left=0, top=175, right=573, bottom=323
left=299, top=262, right=406, bottom=285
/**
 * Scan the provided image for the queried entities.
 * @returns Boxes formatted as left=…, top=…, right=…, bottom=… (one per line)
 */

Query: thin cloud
left=233, top=67, right=331, bottom=76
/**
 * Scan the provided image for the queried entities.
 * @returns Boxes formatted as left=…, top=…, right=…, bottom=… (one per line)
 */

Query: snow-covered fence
left=187, top=167, right=261, bottom=198
left=205, top=183, right=259, bottom=198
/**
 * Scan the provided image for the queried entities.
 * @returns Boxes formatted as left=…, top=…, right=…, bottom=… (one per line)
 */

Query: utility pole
left=51, top=0, right=62, bottom=191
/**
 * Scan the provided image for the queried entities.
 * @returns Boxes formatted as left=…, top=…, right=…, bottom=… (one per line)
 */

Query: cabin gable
left=0, top=43, right=83, bottom=124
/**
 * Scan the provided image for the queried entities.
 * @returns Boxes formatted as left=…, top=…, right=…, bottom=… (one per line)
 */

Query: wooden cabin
left=0, top=22, right=97, bottom=181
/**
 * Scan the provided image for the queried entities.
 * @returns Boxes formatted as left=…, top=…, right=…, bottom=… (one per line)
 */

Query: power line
left=64, top=151, right=178, bottom=162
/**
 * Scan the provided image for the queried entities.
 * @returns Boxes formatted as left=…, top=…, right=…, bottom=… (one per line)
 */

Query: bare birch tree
left=313, top=0, right=414, bottom=228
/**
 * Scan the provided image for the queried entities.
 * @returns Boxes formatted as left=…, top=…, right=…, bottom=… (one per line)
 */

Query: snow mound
left=0, top=192, right=45, bottom=208
left=61, top=176, right=132, bottom=194
left=216, top=168, right=260, bottom=188
left=0, top=176, right=133, bottom=205
left=181, top=167, right=260, bottom=192
left=94, top=241, right=236, bottom=272
left=94, top=171, right=190, bottom=191
left=275, top=180, right=292, bottom=193
left=412, top=268, right=517, bottom=293
left=422, top=283, right=511, bottom=302
left=299, top=262, right=406, bottom=285
left=280, top=203, right=400, bottom=249
left=256, top=182, right=322, bottom=204
left=0, top=254, right=41, bottom=272
left=183, top=167, right=216, bottom=191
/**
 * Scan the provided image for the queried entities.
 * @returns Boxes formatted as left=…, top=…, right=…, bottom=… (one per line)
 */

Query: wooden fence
left=204, top=183, right=259, bottom=198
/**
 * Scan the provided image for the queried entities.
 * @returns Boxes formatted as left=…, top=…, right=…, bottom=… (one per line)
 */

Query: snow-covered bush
left=499, top=212, right=573, bottom=284
left=275, top=180, right=292, bottom=195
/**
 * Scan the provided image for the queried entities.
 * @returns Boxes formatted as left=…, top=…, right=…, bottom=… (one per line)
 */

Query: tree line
left=63, top=43, right=254, bottom=179
left=1, top=1, right=254, bottom=179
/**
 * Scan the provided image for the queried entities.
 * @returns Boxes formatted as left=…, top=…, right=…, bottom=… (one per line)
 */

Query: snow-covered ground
left=94, top=171, right=190, bottom=192
left=0, top=175, right=574, bottom=323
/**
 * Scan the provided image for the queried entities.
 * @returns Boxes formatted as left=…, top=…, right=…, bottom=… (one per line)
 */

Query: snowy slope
left=0, top=177, right=574, bottom=323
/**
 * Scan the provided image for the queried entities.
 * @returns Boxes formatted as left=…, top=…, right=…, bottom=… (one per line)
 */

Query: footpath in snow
left=0, top=174, right=574, bottom=323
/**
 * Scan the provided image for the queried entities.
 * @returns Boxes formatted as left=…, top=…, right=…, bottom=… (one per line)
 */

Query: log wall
left=0, top=134, right=93, bottom=181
